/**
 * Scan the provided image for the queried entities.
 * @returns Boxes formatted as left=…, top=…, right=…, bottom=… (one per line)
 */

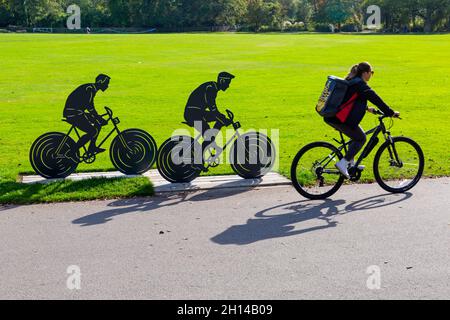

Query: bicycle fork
left=384, top=134, right=403, bottom=167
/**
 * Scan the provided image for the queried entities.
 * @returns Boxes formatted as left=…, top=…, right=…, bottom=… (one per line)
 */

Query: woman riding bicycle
left=326, top=62, right=400, bottom=179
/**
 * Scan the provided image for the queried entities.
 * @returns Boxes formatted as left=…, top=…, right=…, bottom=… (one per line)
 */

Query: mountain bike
left=30, top=107, right=157, bottom=179
left=291, top=110, right=424, bottom=200
left=157, top=109, right=276, bottom=183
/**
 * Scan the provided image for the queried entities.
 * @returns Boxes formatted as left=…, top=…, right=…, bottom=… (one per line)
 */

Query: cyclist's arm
left=359, top=83, right=395, bottom=117
left=205, top=86, right=220, bottom=115
left=85, top=86, right=100, bottom=118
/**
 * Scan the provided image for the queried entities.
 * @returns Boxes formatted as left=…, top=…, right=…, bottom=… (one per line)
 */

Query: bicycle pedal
left=348, top=167, right=362, bottom=182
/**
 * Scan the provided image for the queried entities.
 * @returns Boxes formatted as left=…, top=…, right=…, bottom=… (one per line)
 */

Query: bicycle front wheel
left=230, top=132, right=276, bottom=179
left=373, top=136, right=424, bottom=193
left=110, top=129, right=157, bottom=175
left=291, top=142, right=345, bottom=200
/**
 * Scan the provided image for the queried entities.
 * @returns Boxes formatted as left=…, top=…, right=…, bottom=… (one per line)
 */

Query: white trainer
left=335, top=158, right=350, bottom=179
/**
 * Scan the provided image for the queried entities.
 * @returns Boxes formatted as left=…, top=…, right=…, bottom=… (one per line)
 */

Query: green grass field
left=1, top=33, right=449, bottom=203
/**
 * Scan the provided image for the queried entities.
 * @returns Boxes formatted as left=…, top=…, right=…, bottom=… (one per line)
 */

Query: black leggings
left=325, top=120, right=367, bottom=161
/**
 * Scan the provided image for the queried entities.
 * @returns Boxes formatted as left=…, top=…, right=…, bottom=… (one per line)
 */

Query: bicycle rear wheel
left=373, top=136, right=424, bottom=193
left=291, top=142, right=345, bottom=200
left=156, top=136, right=202, bottom=183
left=29, top=132, right=79, bottom=179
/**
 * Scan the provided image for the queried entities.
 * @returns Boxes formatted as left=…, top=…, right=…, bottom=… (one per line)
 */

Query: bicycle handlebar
left=97, top=107, right=113, bottom=125
left=373, top=109, right=384, bottom=116
left=373, top=109, right=401, bottom=120
left=226, top=109, right=235, bottom=122
left=104, top=106, right=113, bottom=117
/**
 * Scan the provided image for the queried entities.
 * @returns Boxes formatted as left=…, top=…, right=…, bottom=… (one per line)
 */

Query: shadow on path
left=211, top=192, right=413, bottom=245
left=72, top=195, right=185, bottom=227
left=72, top=182, right=258, bottom=227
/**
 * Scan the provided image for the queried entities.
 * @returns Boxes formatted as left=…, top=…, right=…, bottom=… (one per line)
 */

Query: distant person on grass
left=63, top=74, right=110, bottom=162
left=325, top=62, right=400, bottom=178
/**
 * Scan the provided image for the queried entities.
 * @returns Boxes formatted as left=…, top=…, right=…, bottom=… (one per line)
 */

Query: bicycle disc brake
left=313, top=163, right=325, bottom=187
left=389, top=159, right=403, bottom=168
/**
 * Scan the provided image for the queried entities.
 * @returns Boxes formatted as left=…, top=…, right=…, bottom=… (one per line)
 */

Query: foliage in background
left=0, top=0, right=449, bottom=32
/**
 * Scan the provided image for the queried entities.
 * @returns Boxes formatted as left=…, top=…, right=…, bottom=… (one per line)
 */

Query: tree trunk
left=424, top=17, right=432, bottom=32
left=424, top=9, right=433, bottom=32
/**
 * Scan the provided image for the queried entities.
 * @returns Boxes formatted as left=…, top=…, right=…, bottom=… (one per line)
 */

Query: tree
left=0, top=0, right=448, bottom=31
left=12, top=0, right=65, bottom=27
left=108, top=0, right=130, bottom=27
left=367, top=0, right=450, bottom=32
left=0, top=0, right=12, bottom=26
left=296, top=0, right=314, bottom=25
left=278, top=0, right=299, bottom=20
left=73, top=0, right=109, bottom=27
left=210, top=0, right=247, bottom=26
left=416, top=0, right=449, bottom=32
left=314, top=0, right=354, bottom=29
left=246, top=0, right=282, bottom=31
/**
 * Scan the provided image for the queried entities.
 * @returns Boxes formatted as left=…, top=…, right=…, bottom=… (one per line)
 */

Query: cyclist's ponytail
left=346, top=62, right=372, bottom=80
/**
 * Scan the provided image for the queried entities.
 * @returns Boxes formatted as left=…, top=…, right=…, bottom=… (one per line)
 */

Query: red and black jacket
left=328, top=77, right=395, bottom=127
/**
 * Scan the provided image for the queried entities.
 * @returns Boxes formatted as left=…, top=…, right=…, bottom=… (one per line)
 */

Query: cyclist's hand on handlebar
left=392, top=111, right=401, bottom=118
left=367, top=107, right=377, bottom=115
left=97, top=117, right=108, bottom=126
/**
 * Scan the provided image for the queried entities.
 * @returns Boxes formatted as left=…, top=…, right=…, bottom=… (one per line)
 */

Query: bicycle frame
left=318, top=115, right=400, bottom=175
left=182, top=109, right=243, bottom=169
left=200, top=128, right=243, bottom=169
left=55, top=107, right=125, bottom=160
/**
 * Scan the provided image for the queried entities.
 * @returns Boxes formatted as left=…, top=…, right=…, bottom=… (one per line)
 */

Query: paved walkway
left=1, top=178, right=449, bottom=299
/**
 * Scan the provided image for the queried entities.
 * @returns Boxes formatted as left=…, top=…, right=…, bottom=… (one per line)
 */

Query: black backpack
left=316, top=76, right=361, bottom=118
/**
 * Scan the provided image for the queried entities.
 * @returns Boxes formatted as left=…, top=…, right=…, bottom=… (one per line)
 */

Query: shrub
left=314, top=23, right=333, bottom=32
left=282, top=21, right=307, bottom=32
left=341, top=23, right=362, bottom=32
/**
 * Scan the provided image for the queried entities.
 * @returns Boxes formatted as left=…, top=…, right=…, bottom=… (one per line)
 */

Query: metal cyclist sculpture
left=157, top=72, right=276, bottom=183
left=30, top=75, right=157, bottom=179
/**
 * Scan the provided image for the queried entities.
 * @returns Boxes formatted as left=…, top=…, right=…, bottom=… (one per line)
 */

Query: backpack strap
left=336, top=92, right=359, bottom=123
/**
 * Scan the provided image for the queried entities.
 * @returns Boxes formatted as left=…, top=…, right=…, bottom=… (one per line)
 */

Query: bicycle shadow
left=181, top=179, right=262, bottom=202
left=344, top=192, right=413, bottom=212
left=72, top=181, right=260, bottom=227
left=211, top=192, right=412, bottom=245
left=72, top=194, right=187, bottom=227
